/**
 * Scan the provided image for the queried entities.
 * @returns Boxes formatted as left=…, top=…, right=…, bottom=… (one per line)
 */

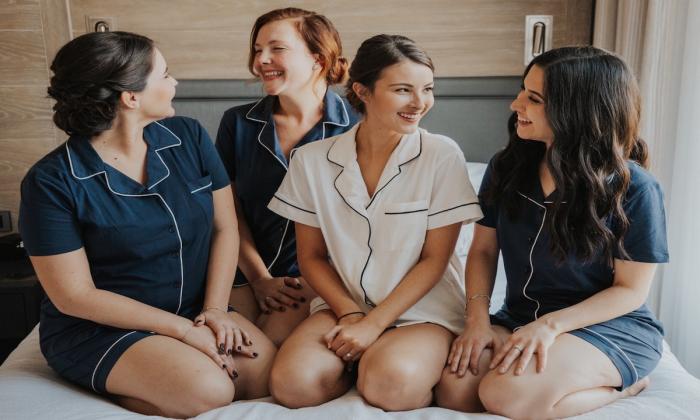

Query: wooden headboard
left=173, top=77, right=519, bottom=163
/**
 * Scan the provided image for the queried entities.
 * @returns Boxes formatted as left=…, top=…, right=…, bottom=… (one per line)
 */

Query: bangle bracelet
left=205, top=306, right=227, bottom=313
left=338, top=311, right=365, bottom=321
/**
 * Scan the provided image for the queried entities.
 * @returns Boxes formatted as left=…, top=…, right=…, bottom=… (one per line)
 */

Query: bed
left=2, top=79, right=699, bottom=419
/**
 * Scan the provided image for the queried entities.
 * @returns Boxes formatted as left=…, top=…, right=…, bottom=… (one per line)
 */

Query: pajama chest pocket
left=187, top=175, right=213, bottom=220
left=375, top=200, right=429, bottom=251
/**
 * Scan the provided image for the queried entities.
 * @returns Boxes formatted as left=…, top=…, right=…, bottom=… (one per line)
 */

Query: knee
left=434, top=369, right=484, bottom=412
left=269, top=360, right=336, bottom=408
left=173, top=371, right=235, bottom=417
left=478, top=373, right=537, bottom=419
left=358, top=361, right=430, bottom=411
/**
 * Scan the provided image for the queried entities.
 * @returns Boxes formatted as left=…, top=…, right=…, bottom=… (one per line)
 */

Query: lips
left=261, top=70, right=283, bottom=81
left=398, top=111, right=420, bottom=122
left=517, top=115, right=532, bottom=126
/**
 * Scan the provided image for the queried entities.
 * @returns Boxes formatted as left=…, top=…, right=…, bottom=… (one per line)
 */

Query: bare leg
left=229, top=281, right=316, bottom=347
left=357, top=323, right=453, bottom=411
left=106, top=312, right=275, bottom=418
left=478, top=332, right=643, bottom=420
left=269, top=310, right=352, bottom=408
left=434, top=348, right=493, bottom=412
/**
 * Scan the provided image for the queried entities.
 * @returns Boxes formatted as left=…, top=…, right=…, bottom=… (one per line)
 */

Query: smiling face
left=252, top=18, right=320, bottom=96
left=358, top=59, right=434, bottom=136
left=510, top=64, right=554, bottom=145
left=136, top=48, right=178, bottom=120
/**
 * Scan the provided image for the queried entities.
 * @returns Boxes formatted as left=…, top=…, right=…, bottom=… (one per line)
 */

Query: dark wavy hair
left=486, top=46, right=648, bottom=265
left=345, top=34, right=434, bottom=114
left=47, top=31, right=155, bottom=137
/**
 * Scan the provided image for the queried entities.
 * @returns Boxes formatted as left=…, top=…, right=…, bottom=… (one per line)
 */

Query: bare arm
left=201, top=185, right=239, bottom=312
left=295, top=222, right=362, bottom=317
left=364, top=222, right=462, bottom=330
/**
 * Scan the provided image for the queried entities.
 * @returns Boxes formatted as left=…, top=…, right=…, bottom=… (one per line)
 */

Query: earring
left=313, top=62, right=320, bottom=70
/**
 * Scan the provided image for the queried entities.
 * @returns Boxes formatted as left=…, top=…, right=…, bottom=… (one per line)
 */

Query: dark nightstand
left=0, top=235, right=44, bottom=364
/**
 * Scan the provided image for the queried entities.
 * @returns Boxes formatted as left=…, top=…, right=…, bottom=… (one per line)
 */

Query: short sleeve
left=195, top=120, right=230, bottom=191
left=267, top=151, right=320, bottom=228
left=427, top=151, right=483, bottom=229
left=476, top=159, right=498, bottom=228
left=19, top=170, right=83, bottom=256
left=615, top=183, right=669, bottom=263
left=215, top=111, right=236, bottom=182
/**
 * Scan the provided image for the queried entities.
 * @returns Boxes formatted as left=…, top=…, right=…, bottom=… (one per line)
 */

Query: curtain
left=594, top=0, right=700, bottom=377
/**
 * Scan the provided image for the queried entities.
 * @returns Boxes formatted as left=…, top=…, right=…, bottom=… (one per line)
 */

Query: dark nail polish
left=295, top=284, right=303, bottom=289
left=253, top=352, right=258, bottom=358
left=233, top=371, right=239, bottom=378
left=237, top=345, right=242, bottom=351
left=222, top=364, right=227, bottom=369
left=300, top=297, right=306, bottom=303
left=292, top=303, right=299, bottom=309
left=227, top=349, right=232, bottom=356
left=218, top=344, right=225, bottom=355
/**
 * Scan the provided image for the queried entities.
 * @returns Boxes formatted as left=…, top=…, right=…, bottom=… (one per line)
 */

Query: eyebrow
left=521, top=83, right=544, bottom=100
left=388, top=82, right=434, bottom=87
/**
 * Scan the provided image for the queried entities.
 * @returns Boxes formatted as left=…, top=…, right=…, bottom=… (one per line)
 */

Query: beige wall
left=0, top=0, right=592, bottom=232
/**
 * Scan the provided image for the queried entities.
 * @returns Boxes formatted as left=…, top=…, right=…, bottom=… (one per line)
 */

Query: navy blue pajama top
left=215, top=89, right=358, bottom=284
left=478, top=159, right=668, bottom=324
left=20, top=117, right=230, bottom=340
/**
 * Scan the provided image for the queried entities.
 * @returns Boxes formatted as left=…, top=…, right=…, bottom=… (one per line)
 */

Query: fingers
left=514, top=344, right=534, bottom=375
left=216, top=327, right=226, bottom=355
left=466, top=343, right=484, bottom=377
left=324, top=325, right=342, bottom=348
left=232, top=328, right=257, bottom=358
left=273, top=292, right=300, bottom=309
left=335, top=342, right=353, bottom=359
left=223, top=354, right=238, bottom=380
left=224, top=327, right=234, bottom=356
left=194, top=313, right=206, bottom=327
left=448, top=341, right=463, bottom=373
left=283, top=276, right=303, bottom=290
left=264, top=296, right=286, bottom=312
left=536, top=343, right=547, bottom=373
left=257, top=297, right=272, bottom=315
left=495, top=344, right=522, bottom=374
left=241, top=328, right=253, bottom=347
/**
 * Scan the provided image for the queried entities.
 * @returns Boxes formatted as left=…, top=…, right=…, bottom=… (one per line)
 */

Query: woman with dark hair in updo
left=267, top=34, right=482, bottom=410
left=215, top=8, right=358, bottom=346
left=19, top=31, right=274, bottom=418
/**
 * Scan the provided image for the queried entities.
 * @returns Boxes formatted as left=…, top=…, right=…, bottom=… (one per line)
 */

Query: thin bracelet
left=338, top=311, right=365, bottom=321
left=467, top=293, right=491, bottom=306
left=205, top=306, right=227, bottom=313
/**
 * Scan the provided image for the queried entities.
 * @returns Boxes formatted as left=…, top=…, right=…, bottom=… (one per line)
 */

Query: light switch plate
left=524, top=15, right=553, bottom=65
left=85, top=16, right=116, bottom=32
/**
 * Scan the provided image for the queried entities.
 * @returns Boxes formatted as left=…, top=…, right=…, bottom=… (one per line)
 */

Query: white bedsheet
left=3, top=161, right=699, bottom=419
left=1, top=327, right=699, bottom=419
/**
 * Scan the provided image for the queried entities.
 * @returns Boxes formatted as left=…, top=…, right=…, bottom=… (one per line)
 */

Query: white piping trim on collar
left=148, top=121, right=183, bottom=190
left=518, top=191, right=545, bottom=319
left=245, top=94, right=349, bottom=272
left=66, top=143, right=185, bottom=316
left=91, top=331, right=137, bottom=392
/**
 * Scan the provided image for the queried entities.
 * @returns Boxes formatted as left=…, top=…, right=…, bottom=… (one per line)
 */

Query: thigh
left=359, top=323, right=454, bottom=385
left=105, top=334, right=233, bottom=409
left=229, top=284, right=259, bottom=322
left=273, top=309, right=347, bottom=379
left=226, top=311, right=277, bottom=399
left=482, top=332, right=622, bottom=403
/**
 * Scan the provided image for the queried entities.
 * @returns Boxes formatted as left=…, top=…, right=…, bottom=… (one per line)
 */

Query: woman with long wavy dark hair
left=440, top=46, right=668, bottom=418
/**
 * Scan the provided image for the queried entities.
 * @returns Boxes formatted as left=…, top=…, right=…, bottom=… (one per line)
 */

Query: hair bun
left=327, top=56, right=349, bottom=85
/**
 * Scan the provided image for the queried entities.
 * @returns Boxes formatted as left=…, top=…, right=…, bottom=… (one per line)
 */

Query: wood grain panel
left=0, top=0, right=41, bottom=30
left=0, top=31, right=47, bottom=85
left=69, top=0, right=593, bottom=78
left=0, top=86, right=54, bottom=139
left=40, top=0, right=72, bottom=65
